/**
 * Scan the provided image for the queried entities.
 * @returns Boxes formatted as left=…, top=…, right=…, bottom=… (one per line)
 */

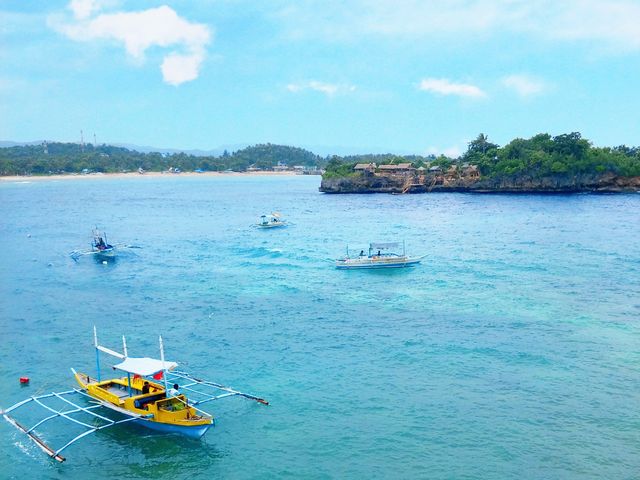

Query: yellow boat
left=1, top=327, right=268, bottom=462
left=72, top=371, right=213, bottom=439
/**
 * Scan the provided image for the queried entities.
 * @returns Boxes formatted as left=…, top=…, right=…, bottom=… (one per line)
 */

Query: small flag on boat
left=153, top=371, right=164, bottom=380
left=133, top=374, right=141, bottom=380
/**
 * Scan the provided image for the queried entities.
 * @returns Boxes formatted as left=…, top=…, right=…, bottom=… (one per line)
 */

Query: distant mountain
left=0, top=140, right=250, bottom=157
left=0, top=139, right=421, bottom=157
left=301, top=144, right=419, bottom=157
left=0, top=140, right=45, bottom=148
left=110, top=143, right=250, bottom=157
left=107, top=142, right=418, bottom=157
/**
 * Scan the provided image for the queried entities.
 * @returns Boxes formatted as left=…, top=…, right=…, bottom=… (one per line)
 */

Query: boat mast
left=159, top=335, right=169, bottom=392
left=93, top=326, right=101, bottom=382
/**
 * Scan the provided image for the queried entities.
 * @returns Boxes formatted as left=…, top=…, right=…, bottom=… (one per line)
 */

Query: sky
left=1, top=0, right=639, bottom=156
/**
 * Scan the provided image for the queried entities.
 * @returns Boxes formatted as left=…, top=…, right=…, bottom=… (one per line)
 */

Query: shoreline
left=0, top=171, right=303, bottom=182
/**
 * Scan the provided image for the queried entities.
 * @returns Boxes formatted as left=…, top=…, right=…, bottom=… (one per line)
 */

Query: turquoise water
left=0, top=175, right=639, bottom=479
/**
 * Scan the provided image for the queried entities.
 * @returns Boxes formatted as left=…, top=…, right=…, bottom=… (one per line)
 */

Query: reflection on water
left=93, top=254, right=117, bottom=265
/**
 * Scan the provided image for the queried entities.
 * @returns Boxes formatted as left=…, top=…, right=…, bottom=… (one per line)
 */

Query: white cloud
left=443, top=146, right=462, bottom=158
left=501, top=74, right=546, bottom=97
left=161, top=52, right=202, bottom=86
left=418, top=78, right=486, bottom=99
left=68, top=0, right=106, bottom=20
left=536, top=0, right=640, bottom=49
left=286, top=81, right=356, bottom=97
left=51, top=1, right=211, bottom=85
left=273, top=0, right=640, bottom=51
left=426, top=145, right=463, bottom=158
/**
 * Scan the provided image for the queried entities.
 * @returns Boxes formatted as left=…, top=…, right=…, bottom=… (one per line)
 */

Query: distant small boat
left=70, top=228, right=140, bottom=261
left=336, top=242, right=423, bottom=269
left=256, top=212, right=287, bottom=228
left=91, top=228, right=116, bottom=257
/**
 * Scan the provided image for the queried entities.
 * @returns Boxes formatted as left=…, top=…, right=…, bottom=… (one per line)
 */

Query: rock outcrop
left=319, top=172, right=640, bottom=194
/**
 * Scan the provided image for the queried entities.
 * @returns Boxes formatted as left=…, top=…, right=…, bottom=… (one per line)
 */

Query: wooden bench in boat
left=105, top=384, right=130, bottom=398
left=134, top=393, right=165, bottom=409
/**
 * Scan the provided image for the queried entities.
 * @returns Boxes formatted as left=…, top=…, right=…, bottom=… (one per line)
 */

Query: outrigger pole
left=168, top=371, right=269, bottom=405
left=2, top=388, right=151, bottom=463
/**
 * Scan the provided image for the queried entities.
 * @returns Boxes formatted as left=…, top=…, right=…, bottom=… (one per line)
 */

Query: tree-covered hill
left=224, top=144, right=322, bottom=171
left=463, top=132, right=640, bottom=179
left=0, top=142, right=324, bottom=175
left=322, top=132, right=640, bottom=180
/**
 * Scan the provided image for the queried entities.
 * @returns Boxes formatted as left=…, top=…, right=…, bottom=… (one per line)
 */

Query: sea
left=0, top=175, right=638, bottom=479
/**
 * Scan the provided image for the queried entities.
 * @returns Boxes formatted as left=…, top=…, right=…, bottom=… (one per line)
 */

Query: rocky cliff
left=320, top=172, right=640, bottom=194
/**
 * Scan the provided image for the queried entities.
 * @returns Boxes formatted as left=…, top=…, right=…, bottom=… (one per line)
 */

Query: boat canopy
left=112, top=356, right=177, bottom=376
left=370, top=242, right=400, bottom=250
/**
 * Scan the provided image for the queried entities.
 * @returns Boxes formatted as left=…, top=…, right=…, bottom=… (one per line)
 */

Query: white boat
left=336, top=242, right=423, bottom=269
left=256, top=212, right=287, bottom=228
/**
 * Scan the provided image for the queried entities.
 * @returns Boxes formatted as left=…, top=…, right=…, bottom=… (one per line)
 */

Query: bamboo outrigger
left=1, top=327, right=268, bottom=462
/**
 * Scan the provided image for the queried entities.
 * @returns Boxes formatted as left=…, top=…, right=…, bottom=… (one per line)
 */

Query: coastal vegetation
left=463, top=132, right=640, bottom=179
left=322, top=132, right=640, bottom=180
left=1, top=133, right=639, bottom=185
left=0, top=143, right=323, bottom=176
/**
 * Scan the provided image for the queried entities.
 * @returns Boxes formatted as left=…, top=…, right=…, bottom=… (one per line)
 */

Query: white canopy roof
left=112, top=357, right=178, bottom=376
left=370, top=242, right=400, bottom=250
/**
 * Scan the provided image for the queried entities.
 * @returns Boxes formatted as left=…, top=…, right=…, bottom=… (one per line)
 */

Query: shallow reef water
left=0, top=176, right=639, bottom=479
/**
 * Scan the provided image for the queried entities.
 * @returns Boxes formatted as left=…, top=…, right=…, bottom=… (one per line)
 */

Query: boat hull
left=336, top=261, right=421, bottom=269
left=256, top=223, right=287, bottom=228
left=133, top=417, right=212, bottom=438
left=336, top=257, right=422, bottom=269
left=95, top=247, right=116, bottom=257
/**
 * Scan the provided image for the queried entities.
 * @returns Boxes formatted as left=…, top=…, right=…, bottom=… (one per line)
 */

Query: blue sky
left=1, top=0, right=639, bottom=156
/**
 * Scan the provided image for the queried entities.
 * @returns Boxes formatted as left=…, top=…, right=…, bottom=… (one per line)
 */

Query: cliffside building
left=377, top=163, right=415, bottom=175
left=354, top=163, right=377, bottom=173
left=462, top=164, right=480, bottom=178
